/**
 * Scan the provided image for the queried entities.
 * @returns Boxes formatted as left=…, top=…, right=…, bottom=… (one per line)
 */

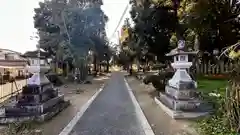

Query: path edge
left=58, top=83, right=106, bottom=135
left=124, top=78, right=155, bottom=135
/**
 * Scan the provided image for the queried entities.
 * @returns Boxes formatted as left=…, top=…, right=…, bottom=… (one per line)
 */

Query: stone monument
left=155, top=40, right=211, bottom=119
left=0, top=57, right=70, bottom=123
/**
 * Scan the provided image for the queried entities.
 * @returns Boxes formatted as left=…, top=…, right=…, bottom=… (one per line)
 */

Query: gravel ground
left=126, top=76, right=198, bottom=135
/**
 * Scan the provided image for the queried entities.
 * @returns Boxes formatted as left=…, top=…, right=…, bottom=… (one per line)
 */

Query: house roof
left=0, top=48, right=22, bottom=55
left=23, top=50, right=49, bottom=58
left=0, top=48, right=27, bottom=61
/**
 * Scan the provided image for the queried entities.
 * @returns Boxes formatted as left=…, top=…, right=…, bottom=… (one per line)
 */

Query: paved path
left=68, top=72, right=146, bottom=135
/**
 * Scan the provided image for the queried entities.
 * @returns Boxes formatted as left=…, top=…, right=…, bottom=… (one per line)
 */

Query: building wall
left=0, top=68, right=4, bottom=74
left=0, top=49, right=27, bottom=76
left=0, top=54, right=5, bottom=60
left=0, top=60, right=27, bottom=76
left=29, top=58, right=46, bottom=66
left=6, top=53, right=21, bottom=60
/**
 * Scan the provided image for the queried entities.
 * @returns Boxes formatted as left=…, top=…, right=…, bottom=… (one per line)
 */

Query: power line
left=109, top=4, right=129, bottom=40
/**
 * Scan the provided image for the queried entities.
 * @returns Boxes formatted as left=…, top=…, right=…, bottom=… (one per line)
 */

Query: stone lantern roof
left=166, top=48, right=198, bottom=57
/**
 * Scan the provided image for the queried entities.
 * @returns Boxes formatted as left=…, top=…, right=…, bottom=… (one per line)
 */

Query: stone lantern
left=155, top=40, right=211, bottom=119
left=166, top=49, right=197, bottom=91
left=0, top=50, right=70, bottom=123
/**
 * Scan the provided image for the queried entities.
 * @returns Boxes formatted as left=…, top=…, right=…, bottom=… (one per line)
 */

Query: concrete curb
left=124, top=78, right=155, bottom=135
left=58, top=84, right=106, bottom=135
left=154, top=97, right=175, bottom=118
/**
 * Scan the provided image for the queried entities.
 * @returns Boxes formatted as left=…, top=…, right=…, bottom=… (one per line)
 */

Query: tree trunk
left=93, top=54, right=97, bottom=76
left=106, top=60, right=109, bottom=72
left=93, top=55, right=97, bottom=71
left=99, top=64, right=102, bottom=72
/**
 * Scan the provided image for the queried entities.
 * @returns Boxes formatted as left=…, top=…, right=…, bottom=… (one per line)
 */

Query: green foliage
left=33, top=0, right=109, bottom=67
left=186, top=0, right=240, bottom=52
left=121, top=0, right=240, bottom=63
left=196, top=95, right=237, bottom=135
left=126, top=0, right=177, bottom=62
left=143, top=75, right=165, bottom=90
left=143, top=71, right=174, bottom=91
left=196, top=62, right=240, bottom=134
left=196, top=78, right=240, bottom=134
left=197, top=78, right=228, bottom=95
left=197, top=114, right=237, bottom=135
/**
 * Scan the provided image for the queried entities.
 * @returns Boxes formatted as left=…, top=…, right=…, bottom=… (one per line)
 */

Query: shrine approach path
left=60, top=72, right=153, bottom=135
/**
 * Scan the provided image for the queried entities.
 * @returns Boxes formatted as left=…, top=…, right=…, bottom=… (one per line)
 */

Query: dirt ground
left=36, top=75, right=110, bottom=135
left=126, top=76, right=198, bottom=135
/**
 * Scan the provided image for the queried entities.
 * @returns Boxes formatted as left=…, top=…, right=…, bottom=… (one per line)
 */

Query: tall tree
left=33, top=0, right=109, bottom=74
left=128, top=0, right=177, bottom=62
left=186, top=0, right=240, bottom=53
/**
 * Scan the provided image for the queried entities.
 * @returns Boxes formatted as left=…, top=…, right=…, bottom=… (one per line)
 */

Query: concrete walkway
left=60, top=72, right=152, bottom=135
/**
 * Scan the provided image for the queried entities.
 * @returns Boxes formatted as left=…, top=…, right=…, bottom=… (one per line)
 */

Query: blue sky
left=0, top=0, right=130, bottom=53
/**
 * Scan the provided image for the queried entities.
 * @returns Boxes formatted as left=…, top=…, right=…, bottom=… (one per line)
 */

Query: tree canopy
left=117, top=0, right=240, bottom=66
left=116, top=0, right=178, bottom=65
left=33, top=0, right=109, bottom=66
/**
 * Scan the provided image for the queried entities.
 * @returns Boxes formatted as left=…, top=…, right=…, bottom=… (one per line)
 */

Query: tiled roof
left=0, top=48, right=22, bottom=55
left=23, top=50, right=49, bottom=58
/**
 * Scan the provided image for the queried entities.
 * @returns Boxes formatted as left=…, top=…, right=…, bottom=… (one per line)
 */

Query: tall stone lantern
left=155, top=40, right=211, bottom=119
left=0, top=50, right=70, bottom=124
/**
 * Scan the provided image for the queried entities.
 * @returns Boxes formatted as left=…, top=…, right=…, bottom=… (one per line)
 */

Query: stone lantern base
left=153, top=46, right=213, bottom=119
left=154, top=97, right=211, bottom=119
left=155, top=95, right=212, bottom=119
left=155, top=78, right=212, bottom=119
left=0, top=65, right=70, bottom=124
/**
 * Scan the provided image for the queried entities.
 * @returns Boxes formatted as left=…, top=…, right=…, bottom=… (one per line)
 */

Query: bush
left=152, top=80, right=165, bottom=90
left=196, top=90, right=238, bottom=135
left=143, top=71, right=174, bottom=91
left=197, top=115, right=237, bottom=135
left=151, top=63, right=166, bottom=71
left=143, top=75, right=153, bottom=84
left=46, top=73, right=63, bottom=86
left=143, top=75, right=162, bottom=88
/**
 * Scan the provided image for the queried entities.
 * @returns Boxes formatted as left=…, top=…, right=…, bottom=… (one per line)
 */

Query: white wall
left=0, top=54, right=5, bottom=60
left=11, top=53, right=21, bottom=59
left=29, top=58, right=46, bottom=66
